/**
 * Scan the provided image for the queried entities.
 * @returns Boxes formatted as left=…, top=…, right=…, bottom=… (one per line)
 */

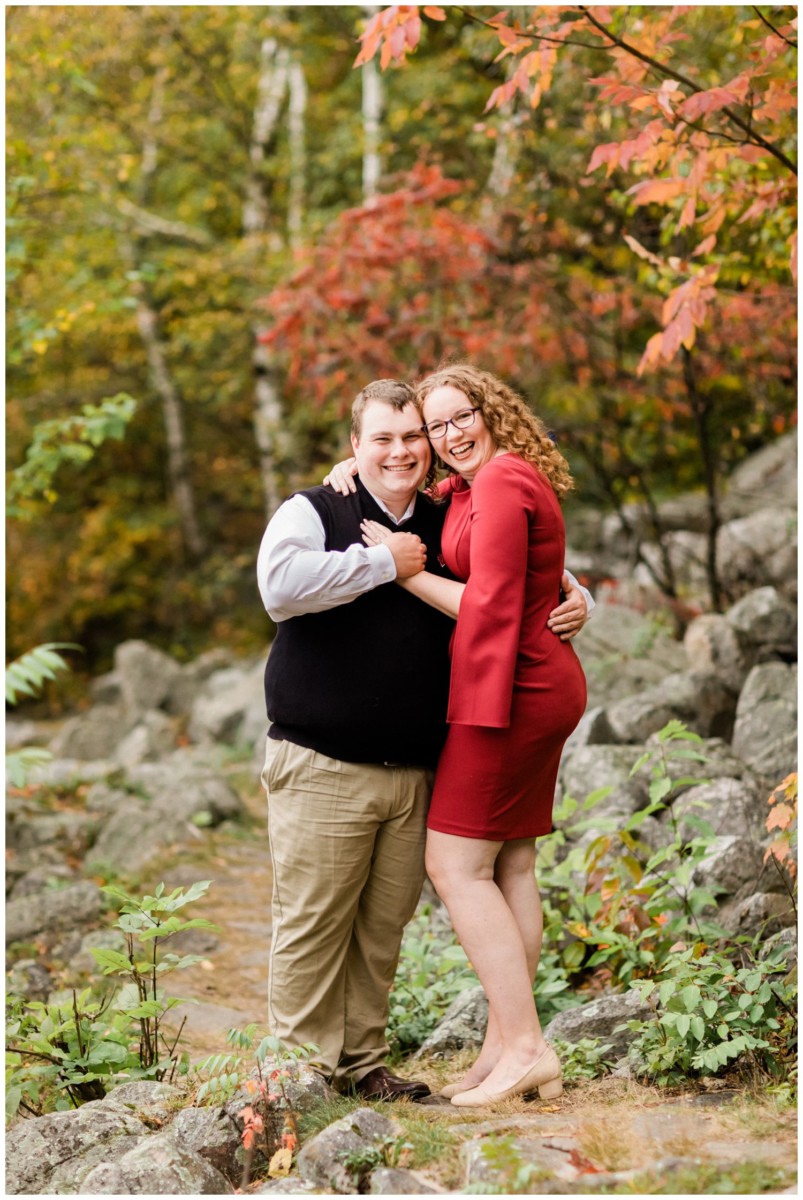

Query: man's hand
left=361, top=520, right=426, bottom=579
left=547, top=572, right=588, bottom=640
left=323, top=458, right=358, bottom=495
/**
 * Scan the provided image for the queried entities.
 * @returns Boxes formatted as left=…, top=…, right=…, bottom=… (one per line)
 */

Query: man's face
left=351, top=400, right=431, bottom=515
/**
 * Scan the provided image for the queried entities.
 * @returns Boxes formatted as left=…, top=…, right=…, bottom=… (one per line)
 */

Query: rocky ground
left=6, top=429, right=798, bottom=1194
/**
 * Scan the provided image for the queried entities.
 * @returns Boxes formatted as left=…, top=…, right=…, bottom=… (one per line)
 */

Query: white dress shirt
left=257, top=490, right=414, bottom=621
left=257, top=488, right=595, bottom=624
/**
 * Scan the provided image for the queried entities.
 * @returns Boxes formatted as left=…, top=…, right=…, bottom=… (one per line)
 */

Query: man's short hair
left=351, top=380, right=415, bottom=440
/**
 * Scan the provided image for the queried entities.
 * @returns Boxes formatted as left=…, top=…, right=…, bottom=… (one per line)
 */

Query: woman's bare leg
left=426, top=830, right=548, bottom=1094
left=444, top=839, right=543, bottom=1091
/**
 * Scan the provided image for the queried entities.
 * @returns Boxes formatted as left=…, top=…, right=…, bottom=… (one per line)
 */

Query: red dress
left=427, top=455, right=587, bottom=840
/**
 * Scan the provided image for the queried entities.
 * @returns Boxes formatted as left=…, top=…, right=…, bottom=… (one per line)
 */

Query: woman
left=330, top=365, right=586, bottom=1106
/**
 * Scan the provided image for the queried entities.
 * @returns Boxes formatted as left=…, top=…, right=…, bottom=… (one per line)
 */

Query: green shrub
left=622, top=943, right=798, bottom=1086
left=6, top=879, right=217, bottom=1118
left=387, top=909, right=478, bottom=1054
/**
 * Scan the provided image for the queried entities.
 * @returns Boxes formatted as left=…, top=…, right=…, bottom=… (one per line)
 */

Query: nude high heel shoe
left=439, top=1082, right=462, bottom=1099
left=450, top=1044, right=562, bottom=1108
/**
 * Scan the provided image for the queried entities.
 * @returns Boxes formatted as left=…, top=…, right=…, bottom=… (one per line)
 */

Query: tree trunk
left=362, top=5, right=383, bottom=203
left=683, top=346, right=723, bottom=610
left=287, top=57, right=307, bottom=249
left=245, top=33, right=291, bottom=521
left=131, top=63, right=206, bottom=558
left=243, top=37, right=289, bottom=237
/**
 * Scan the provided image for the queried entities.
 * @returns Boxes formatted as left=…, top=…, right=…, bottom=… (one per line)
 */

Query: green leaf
left=658, top=980, right=675, bottom=1007
left=702, top=999, right=718, bottom=1019
left=689, top=1015, right=705, bottom=1043
left=90, top=948, right=132, bottom=974
left=676, top=1013, right=691, bottom=1038
left=679, top=985, right=701, bottom=1012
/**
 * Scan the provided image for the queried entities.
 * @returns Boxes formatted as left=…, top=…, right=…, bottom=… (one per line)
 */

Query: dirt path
left=158, top=778, right=797, bottom=1193
left=161, top=778, right=273, bottom=1063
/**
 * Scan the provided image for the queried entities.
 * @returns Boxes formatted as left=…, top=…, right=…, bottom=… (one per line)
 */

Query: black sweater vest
left=264, top=481, right=454, bottom=768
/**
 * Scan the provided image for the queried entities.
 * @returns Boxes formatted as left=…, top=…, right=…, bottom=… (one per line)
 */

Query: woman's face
left=422, top=385, right=498, bottom=483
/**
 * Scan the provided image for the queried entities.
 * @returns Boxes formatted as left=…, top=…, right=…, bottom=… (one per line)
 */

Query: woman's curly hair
left=415, top=363, right=574, bottom=502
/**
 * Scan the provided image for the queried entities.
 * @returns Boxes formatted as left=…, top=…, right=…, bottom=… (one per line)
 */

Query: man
left=257, top=379, right=589, bottom=1101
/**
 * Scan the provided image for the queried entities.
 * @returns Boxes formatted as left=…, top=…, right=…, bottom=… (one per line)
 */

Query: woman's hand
left=361, top=520, right=426, bottom=578
left=547, top=573, right=588, bottom=640
left=323, top=457, right=358, bottom=495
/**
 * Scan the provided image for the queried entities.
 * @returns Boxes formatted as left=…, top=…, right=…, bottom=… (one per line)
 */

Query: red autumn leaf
left=628, top=178, right=686, bottom=205
left=766, top=802, right=795, bottom=832
left=423, top=5, right=447, bottom=19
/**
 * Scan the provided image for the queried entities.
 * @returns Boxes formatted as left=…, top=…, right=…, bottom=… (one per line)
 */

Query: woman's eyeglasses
left=421, top=408, right=481, bottom=439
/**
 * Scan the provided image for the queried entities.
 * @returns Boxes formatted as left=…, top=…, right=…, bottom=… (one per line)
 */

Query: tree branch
left=453, top=5, right=603, bottom=51
left=116, top=198, right=212, bottom=245
left=752, top=6, right=797, bottom=47
left=577, top=7, right=797, bottom=176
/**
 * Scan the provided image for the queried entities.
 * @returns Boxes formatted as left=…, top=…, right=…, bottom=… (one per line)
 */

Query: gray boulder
left=297, top=1107, right=402, bottom=1194
left=226, top=1059, right=338, bottom=1118
left=690, top=835, right=777, bottom=903
left=115, top=639, right=182, bottom=717
left=71, top=928, right=128, bottom=975
left=89, top=764, right=243, bottom=873
left=605, top=671, right=736, bottom=743
left=26, top=758, right=119, bottom=787
left=254, top=1182, right=321, bottom=1195
left=571, top=602, right=687, bottom=708
left=725, top=587, right=797, bottom=659
left=114, top=711, right=178, bottom=769
left=48, top=704, right=133, bottom=762
left=667, top=778, right=766, bottom=843
left=413, top=985, right=488, bottom=1058
left=637, top=531, right=710, bottom=596
left=666, top=736, right=761, bottom=790
left=188, top=662, right=266, bottom=746
left=760, top=927, right=798, bottom=971
left=81, top=1130, right=234, bottom=1194
left=6, top=881, right=103, bottom=945
left=722, top=430, right=797, bottom=519
left=718, top=891, right=796, bottom=939
left=731, top=662, right=797, bottom=784
left=543, top=989, right=654, bottom=1060
left=170, top=1106, right=246, bottom=1184
left=559, top=745, right=648, bottom=804
left=463, top=1134, right=582, bottom=1188
left=717, top=508, right=797, bottom=603
left=104, top=1080, right=184, bottom=1122
left=6, top=810, right=98, bottom=856
left=5, top=1101, right=148, bottom=1195
left=563, top=706, right=615, bottom=751
left=8, top=863, right=78, bottom=900
left=683, top=614, right=753, bottom=693
left=369, top=1166, right=444, bottom=1193
left=6, top=958, right=52, bottom=1001
left=164, top=648, right=236, bottom=717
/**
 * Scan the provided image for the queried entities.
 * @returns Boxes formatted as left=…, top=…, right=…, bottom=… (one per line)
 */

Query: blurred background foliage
left=6, top=5, right=796, bottom=679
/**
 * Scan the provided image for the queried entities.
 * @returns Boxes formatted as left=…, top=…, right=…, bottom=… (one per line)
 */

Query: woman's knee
left=425, top=836, right=497, bottom=901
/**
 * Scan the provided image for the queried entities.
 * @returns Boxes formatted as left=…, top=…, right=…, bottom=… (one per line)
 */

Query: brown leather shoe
left=353, top=1066, right=431, bottom=1102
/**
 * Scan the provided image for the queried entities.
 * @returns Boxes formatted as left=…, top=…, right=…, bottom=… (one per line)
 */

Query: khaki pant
left=262, top=739, right=431, bottom=1085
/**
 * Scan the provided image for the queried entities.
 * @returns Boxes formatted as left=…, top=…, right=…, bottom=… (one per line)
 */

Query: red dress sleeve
left=446, top=458, right=531, bottom=728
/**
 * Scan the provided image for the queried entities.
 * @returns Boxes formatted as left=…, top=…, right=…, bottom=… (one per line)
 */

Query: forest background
left=6, top=4, right=797, bottom=686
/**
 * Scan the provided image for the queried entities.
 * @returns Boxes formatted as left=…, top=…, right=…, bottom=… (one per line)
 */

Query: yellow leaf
left=268, top=1147, right=293, bottom=1178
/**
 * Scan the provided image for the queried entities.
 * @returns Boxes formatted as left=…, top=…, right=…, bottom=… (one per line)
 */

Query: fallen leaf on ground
left=268, top=1147, right=293, bottom=1178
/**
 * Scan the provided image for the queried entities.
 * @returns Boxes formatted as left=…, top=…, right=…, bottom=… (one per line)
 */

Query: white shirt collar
left=362, top=485, right=417, bottom=526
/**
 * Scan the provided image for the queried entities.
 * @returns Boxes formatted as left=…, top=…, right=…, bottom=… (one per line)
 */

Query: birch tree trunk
left=130, top=64, right=206, bottom=558
left=287, top=57, right=307, bottom=249
left=245, top=34, right=291, bottom=521
left=362, top=5, right=383, bottom=203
